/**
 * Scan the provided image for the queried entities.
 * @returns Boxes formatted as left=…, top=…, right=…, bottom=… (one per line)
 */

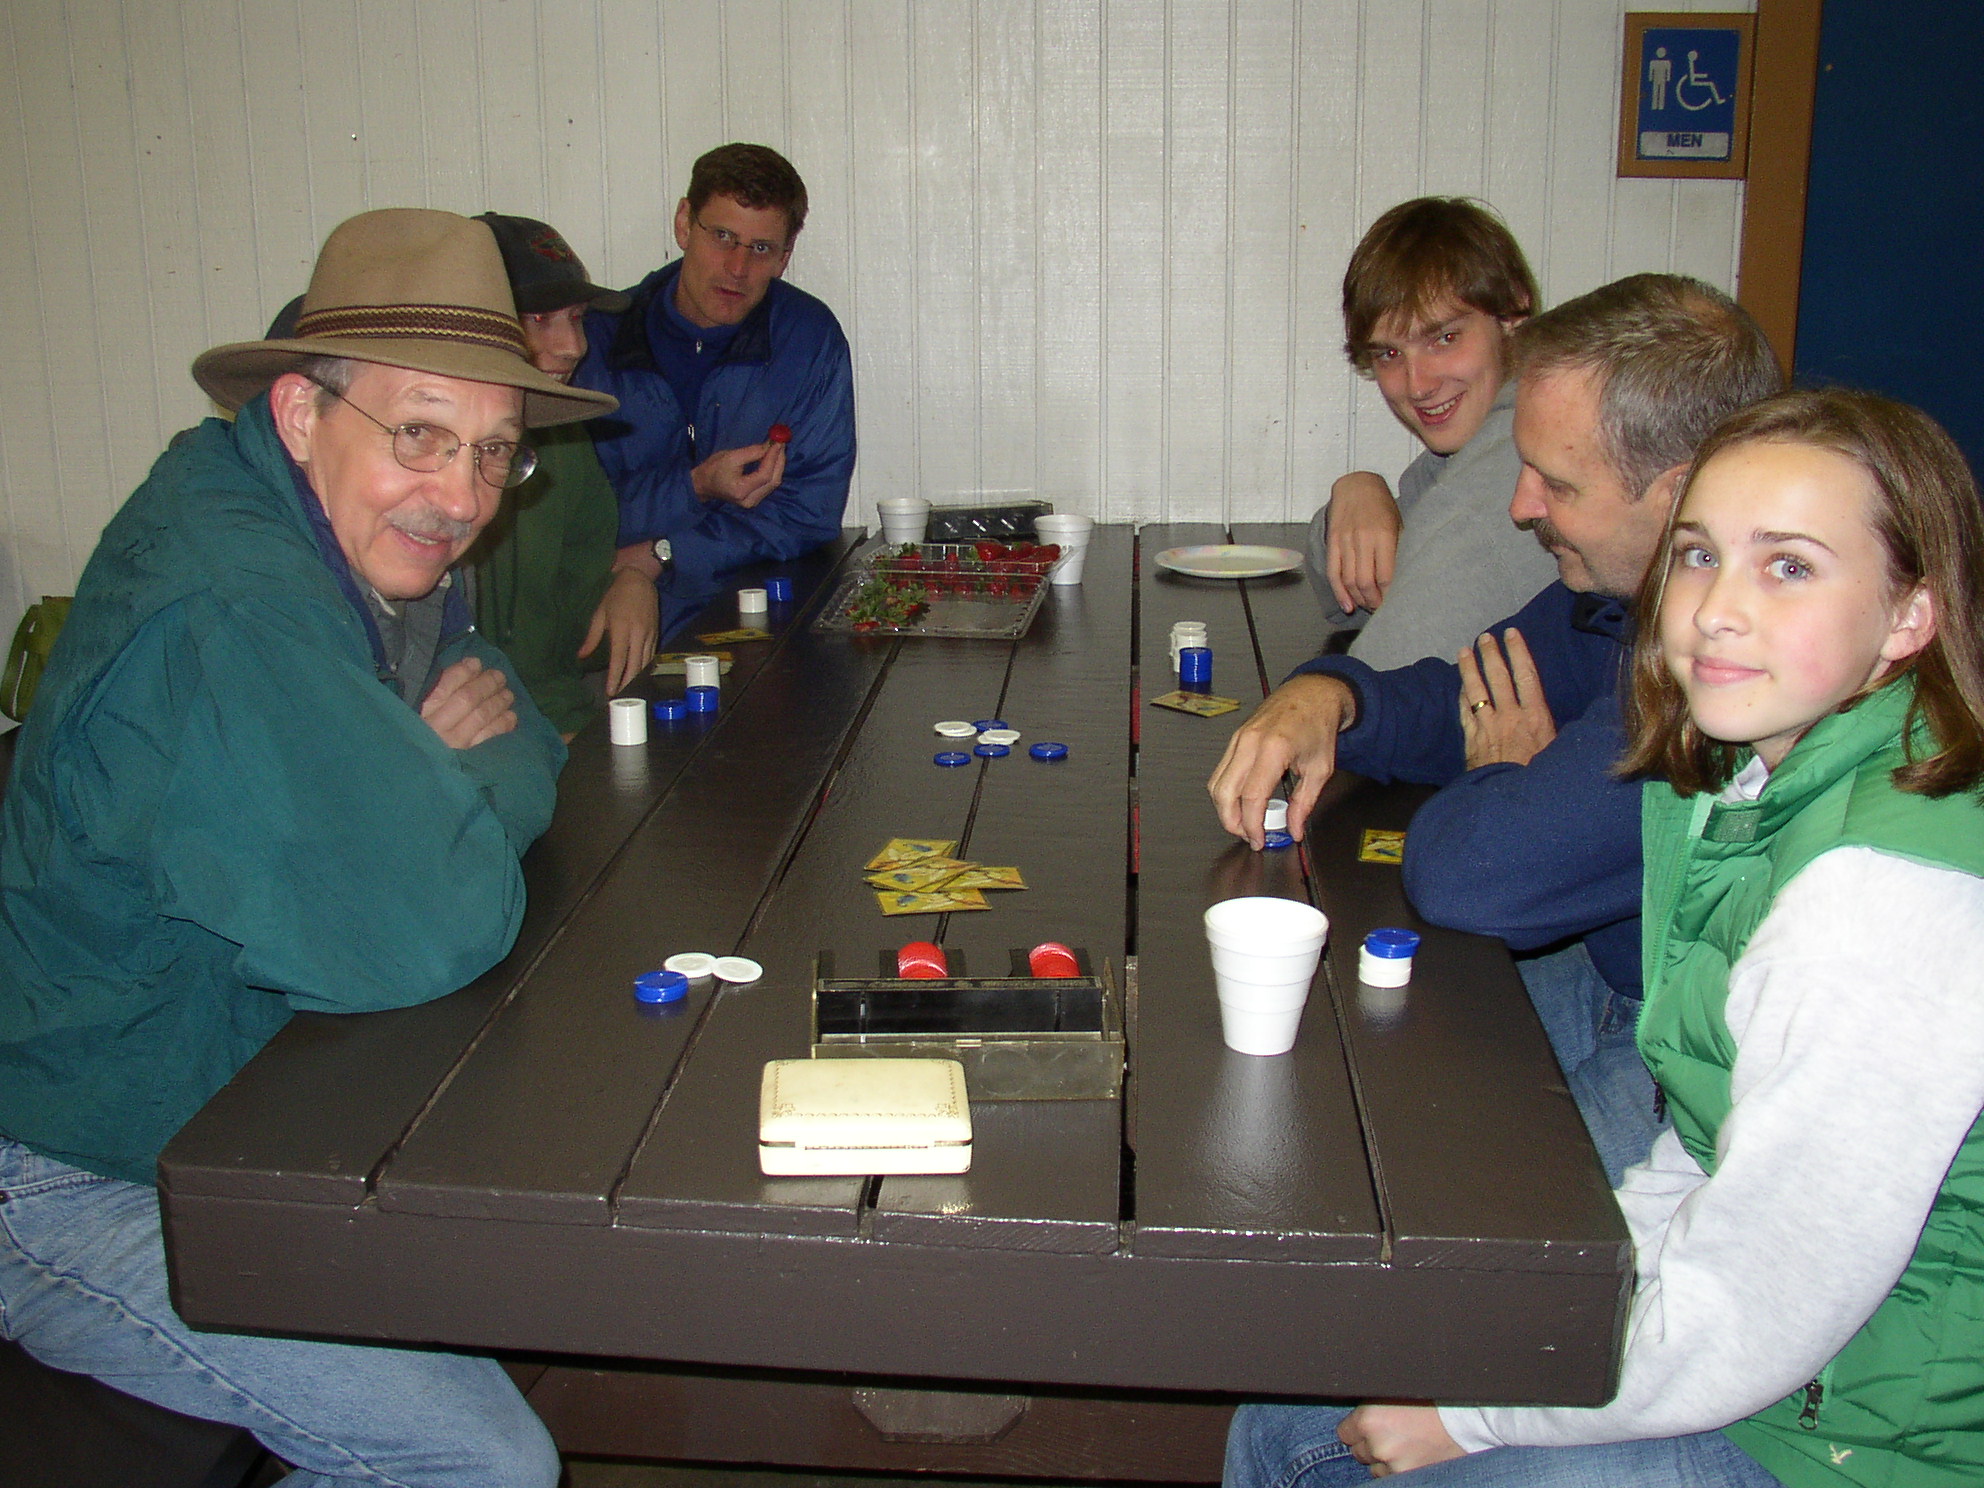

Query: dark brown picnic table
left=159, top=524, right=1627, bottom=1479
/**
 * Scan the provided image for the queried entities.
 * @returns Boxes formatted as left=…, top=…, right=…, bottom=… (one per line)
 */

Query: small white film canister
left=738, top=586, right=770, bottom=616
left=1359, top=928, right=1421, bottom=987
left=608, top=696, right=649, bottom=746
left=683, top=654, right=722, bottom=689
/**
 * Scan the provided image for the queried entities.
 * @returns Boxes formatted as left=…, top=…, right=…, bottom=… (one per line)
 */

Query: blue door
left=1794, top=1, right=1984, bottom=478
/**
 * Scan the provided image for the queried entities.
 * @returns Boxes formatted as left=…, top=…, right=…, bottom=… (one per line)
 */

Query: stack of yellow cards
left=865, top=838, right=1027, bottom=916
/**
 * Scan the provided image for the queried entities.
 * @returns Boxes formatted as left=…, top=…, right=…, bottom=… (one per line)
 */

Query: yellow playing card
left=865, top=838, right=959, bottom=872
left=1150, top=690, right=1241, bottom=718
left=1359, top=829, right=1406, bottom=865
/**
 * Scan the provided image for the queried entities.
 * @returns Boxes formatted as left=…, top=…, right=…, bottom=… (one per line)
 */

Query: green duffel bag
left=2, top=596, right=72, bottom=722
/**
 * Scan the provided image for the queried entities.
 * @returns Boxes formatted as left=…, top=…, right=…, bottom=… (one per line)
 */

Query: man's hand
left=579, top=565, right=660, bottom=695
left=692, top=441, right=786, bottom=509
left=1337, top=1404, right=1464, bottom=1477
left=1458, top=628, right=1557, bottom=770
left=1208, top=673, right=1357, bottom=849
left=420, top=656, right=517, bottom=750
left=613, top=540, right=663, bottom=582
left=1326, top=472, right=1403, bottom=615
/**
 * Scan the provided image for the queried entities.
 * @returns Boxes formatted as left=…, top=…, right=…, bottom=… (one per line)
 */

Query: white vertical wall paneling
left=1484, top=0, right=1555, bottom=288
left=845, top=2, right=915, bottom=516
left=0, top=7, right=63, bottom=625
left=1102, top=1, right=1167, bottom=521
left=658, top=0, right=725, bottom=245
left=974, top=1, right=1038, bottom=507
left=123, top=0, right=203, bottom=448
left=353, top=0, right=427, bottom=206
left=1421, top=0, right=1492, bottom=194
left=716, top=0, right=785, bottom=151
left=1161, top=2, right=1231, bottom=523
left=1290, top=0, right=1365, bottom=526
left=1541, top=0, right=1620, bottom=302
left=912, top=0, right=983, bottom=505
left=475, top=0, right=547, bottom=229
left=782, top=2, right=852, bottom=349
left=1225, top=1, right=1299, bottom=522
left=1034, top=4, right=1104, bottom=516
left=65, top=2, right=150, bottom=549
left=0, top=0, right=1759, bottom=619
left=295, top=2, right=369, bottom=302
left=414, top=0, right=489, bottom=218
left=594, top=0, right=666, bottom=292
left=537, top=0, right=611, bottom=253
left=238, top=2, right=319, bottom=334
left=17, top=2, right=102, bottom=586
left=1348, top=0, right=1427, bottom=481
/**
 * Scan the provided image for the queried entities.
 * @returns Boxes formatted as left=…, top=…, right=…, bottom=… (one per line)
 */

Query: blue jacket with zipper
left=1290, top=581, right=1644, bottom=996
left=576, top=262, right=855, bottom=624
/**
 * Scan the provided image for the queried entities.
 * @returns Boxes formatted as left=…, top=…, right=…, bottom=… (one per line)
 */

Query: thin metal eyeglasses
left=692, top=216, right=790, bottom=261
left=312, top=382, right=538, bottom=490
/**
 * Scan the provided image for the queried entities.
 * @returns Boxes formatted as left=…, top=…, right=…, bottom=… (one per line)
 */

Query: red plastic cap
left=897, top=941, right=949, bottom=978
left=768, top=423, right=793, bottom=445
left=1029, top=942, right=1080, bottom=978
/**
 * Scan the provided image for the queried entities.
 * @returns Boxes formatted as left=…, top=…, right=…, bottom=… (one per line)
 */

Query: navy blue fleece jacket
left=1290, top=582, right=1643, bottom=996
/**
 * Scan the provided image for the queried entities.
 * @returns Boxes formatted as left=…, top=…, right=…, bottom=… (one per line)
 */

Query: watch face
left=654, top=539, right=673, bottom=563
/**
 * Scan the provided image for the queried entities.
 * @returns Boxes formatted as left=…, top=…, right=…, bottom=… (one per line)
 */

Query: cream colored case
left=758, top=1057, right=972, bottom=1176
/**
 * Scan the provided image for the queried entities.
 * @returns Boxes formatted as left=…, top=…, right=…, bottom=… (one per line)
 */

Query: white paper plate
left=1154, top=545, right=1305, bottom=580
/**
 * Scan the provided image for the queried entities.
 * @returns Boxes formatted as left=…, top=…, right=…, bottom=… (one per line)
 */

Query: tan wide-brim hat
left=192, top=209, right=618, bottom=428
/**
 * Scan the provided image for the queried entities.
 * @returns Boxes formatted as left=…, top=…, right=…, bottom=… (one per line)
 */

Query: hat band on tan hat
left=191, top=208, right=616, bottom=429
left=293, top=303, right=529, bottom=359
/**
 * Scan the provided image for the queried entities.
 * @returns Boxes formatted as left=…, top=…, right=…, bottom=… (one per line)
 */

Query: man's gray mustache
left=388, top=509, right=475, bottom=545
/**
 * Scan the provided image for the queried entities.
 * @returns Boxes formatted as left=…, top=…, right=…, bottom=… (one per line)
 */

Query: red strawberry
left=768, top=423, right=793, bottom=445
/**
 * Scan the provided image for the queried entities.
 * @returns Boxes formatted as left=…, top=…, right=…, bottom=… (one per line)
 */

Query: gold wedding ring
left=1469, top=699, right=1490, bottom=714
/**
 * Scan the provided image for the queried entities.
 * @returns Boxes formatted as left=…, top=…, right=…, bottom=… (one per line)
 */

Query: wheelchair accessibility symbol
left=1634, top=25, right=1744, bottom=162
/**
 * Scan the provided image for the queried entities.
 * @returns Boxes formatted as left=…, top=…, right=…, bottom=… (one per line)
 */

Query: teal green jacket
left=1641, top=683, right=1984, bottom=1487
left=0, top=397, right=564, bottom=1186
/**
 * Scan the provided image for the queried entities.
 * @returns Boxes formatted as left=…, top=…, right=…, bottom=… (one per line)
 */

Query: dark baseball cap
left=473, top=213, right=631, bottom=315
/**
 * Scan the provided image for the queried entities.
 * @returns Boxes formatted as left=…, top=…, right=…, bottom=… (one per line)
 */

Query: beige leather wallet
left=758, top=1058, right=972, bottom=1176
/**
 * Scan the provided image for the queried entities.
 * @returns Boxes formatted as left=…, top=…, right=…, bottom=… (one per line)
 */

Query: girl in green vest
left=1226, top=387, right=1984, bottom=1486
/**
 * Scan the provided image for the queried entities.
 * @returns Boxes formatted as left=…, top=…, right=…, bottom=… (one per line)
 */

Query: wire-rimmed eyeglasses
left=312, top=381, right=539, bottom=490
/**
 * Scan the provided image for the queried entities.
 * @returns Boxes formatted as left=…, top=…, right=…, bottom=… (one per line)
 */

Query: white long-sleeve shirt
left=1442, top=841, right=1984, bottom=1452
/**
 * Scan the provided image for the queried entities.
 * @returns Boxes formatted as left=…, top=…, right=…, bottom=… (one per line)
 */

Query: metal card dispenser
left=810, top=949, right=1125, bottom=1100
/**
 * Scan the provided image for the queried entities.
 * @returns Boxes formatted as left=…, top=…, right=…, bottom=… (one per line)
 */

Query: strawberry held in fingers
left=768, top=423, right=792, bottom=445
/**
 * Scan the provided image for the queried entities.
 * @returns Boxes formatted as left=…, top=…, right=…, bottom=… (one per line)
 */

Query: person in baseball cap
left=0, top=209, right=610, bottom=1485
left=464, top=214, right=657, bottom=735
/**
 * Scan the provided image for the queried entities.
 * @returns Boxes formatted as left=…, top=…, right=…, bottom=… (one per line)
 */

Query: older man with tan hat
left=0, top=210, right=614, bottom=1486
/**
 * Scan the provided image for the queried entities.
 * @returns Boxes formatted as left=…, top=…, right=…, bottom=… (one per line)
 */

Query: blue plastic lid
left=973, top=741, right=1010, bottom=757
left=972, top=718, right=1007, bottom=731
left=685, top=685, right=719, bottom=713
left=934, top=750, right=972, bottom=767
left=633, top=969, right=689, bottom=1004
left=652, top=698, right=687, bottom=721
left=1362, top=928, right=1421, bottom=959
left=1029, top=741, right=1069, bottom=761
left=1262, top=829, right=1294, bottom=849
left=766, top=577, right=793, bottom=601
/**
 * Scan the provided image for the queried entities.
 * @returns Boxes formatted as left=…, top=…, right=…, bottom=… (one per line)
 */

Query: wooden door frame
left=1736, top=0, right=1825, bottom=376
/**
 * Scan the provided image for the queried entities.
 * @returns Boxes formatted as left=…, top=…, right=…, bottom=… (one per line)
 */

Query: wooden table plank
left=372, top=603, right=896, bottom=1225
left=1125, top=524, right=1383, bottom=1264
left=1236, top=529, right=1626, bottom=1274
left=158, top=541, right=861, bottom=1208
left=614, top=631, right=1045, bottom=1236
left=870, top=526, right=1136, bottom=1253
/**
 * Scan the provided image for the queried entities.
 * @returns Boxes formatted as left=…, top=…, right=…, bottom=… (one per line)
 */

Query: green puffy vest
left=1638, top=681, right=1984, bottom=1488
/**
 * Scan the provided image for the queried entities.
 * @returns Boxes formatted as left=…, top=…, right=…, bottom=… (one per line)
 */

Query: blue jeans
left=1226, top=1404, right=1785, bottom=1487
left=0, top=1138, right=558, bottom=1487
left=1516, top=944, right=1666, bottom=1184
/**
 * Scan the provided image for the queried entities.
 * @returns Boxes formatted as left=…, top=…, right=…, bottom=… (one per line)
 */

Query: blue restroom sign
left=1635, top=26, right=1742, bottom=161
